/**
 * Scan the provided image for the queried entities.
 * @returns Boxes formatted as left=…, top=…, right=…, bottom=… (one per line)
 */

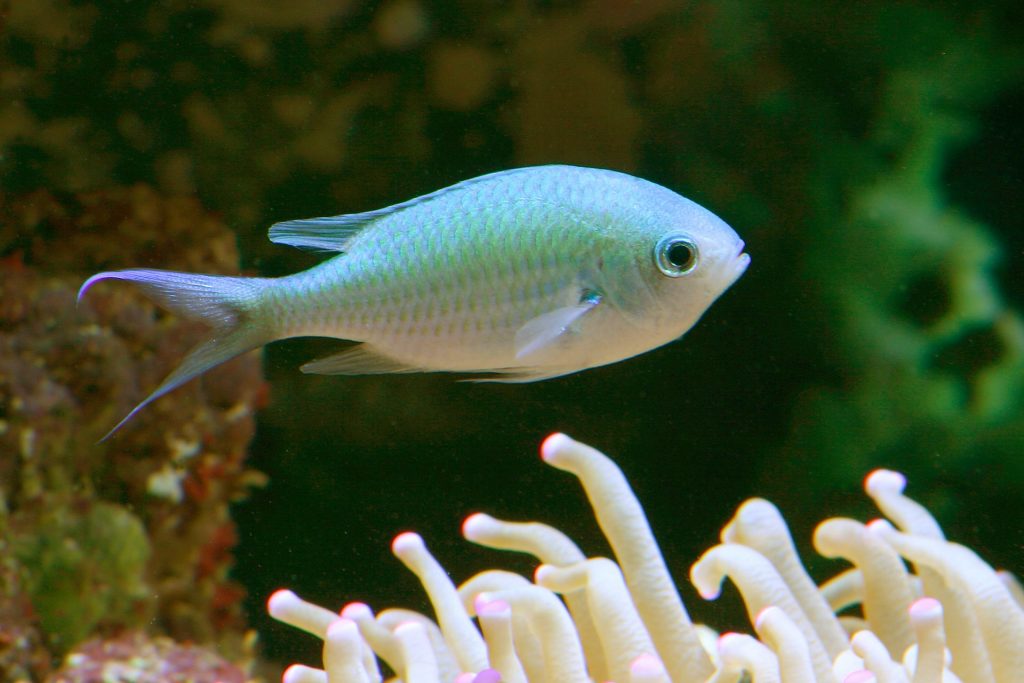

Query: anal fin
left=460, top=367, right=579, bottom=383
left=300, top=344, right=423, bottom=375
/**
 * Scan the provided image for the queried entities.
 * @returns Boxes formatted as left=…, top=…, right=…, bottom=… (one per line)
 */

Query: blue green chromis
left=80, top=165, right=749, bottom=438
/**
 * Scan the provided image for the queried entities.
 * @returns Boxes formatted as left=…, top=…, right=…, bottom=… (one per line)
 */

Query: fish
left=79, top=165, right=749, bottom=439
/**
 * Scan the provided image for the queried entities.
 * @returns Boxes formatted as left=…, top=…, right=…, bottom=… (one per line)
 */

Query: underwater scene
left=1, top=1, right=1023, bottom=682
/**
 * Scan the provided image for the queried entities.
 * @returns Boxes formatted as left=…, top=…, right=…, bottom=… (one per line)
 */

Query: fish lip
left=733, top=239, right=750, bottom=272
left=734, top=252, right=751, bottom=275
left=727, top=244, right=751, bottom=285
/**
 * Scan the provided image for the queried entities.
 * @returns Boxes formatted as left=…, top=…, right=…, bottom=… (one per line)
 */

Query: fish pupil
left=667, top=242, right=695, bottom=269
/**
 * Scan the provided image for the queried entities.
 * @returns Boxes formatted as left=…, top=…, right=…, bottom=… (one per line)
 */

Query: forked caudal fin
left=78, top=269, right=271, bottom=441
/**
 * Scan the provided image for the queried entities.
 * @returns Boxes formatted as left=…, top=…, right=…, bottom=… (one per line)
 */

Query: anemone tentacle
left=268, top=435, right=1021, bottom=683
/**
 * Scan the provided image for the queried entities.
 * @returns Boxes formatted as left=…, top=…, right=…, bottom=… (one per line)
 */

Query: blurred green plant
left=777, top=22, right=1024, bottom=511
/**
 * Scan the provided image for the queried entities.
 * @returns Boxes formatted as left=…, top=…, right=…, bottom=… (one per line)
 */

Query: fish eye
left=654, top=235, right=699, bottom=277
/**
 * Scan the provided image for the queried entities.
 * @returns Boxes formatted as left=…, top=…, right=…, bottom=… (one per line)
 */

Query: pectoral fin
left=514, top=290, right=602, bottom=361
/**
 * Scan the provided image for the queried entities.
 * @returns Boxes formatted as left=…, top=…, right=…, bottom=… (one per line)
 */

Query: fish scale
left=79, top=165, right=749, bottom=438
left=319, top=205, right=569, bottom=343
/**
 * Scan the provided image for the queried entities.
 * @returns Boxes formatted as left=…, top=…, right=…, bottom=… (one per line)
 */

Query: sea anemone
left=267, top=433, right=1023, bottom=683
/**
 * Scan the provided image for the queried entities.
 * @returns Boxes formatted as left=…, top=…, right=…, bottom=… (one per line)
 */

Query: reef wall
left=0, top=186, right=266, bottom=679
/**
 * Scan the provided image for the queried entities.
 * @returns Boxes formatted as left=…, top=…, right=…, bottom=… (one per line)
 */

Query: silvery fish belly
left=79, top=165, right=749, bottom=438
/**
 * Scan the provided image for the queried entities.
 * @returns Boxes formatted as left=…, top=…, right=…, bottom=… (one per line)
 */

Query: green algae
left=14, top=502, right=151, bottom=651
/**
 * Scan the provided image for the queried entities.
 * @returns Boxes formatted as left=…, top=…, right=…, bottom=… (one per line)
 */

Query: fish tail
left=78, top=269, right=273, bottom=441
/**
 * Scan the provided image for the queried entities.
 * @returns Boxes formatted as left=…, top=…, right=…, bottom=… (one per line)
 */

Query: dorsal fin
left=267, top=215, right=367, bottom=252
left=267, top=166, right=546, bottom=252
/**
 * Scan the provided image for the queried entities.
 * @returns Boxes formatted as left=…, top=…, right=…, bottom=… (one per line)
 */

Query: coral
left=268, top=434, right=1022, bottom=682
left=48, top=631, right=249, bottom=683
left=0, top=186, right=266, bottom=669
